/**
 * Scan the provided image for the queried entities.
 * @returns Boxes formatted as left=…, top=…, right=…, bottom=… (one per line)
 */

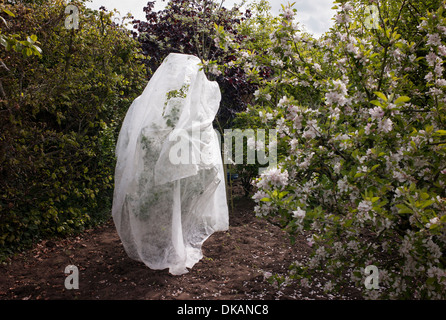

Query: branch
left=0, top=59, right=10, bottom=72
left=377, top=0, right=407, bottom=92
left=0, top=79, right=6, bottom=100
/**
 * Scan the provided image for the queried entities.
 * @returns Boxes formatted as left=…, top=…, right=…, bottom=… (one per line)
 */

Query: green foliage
left=0, top=5, right=42, bottom=59
left=236, top=0, right=281, bottom=53
left=230, top=103, right=288, bottom=196
left=0, top=0, right=146, bottom=258
left=224, top=0, right=446, bottom=299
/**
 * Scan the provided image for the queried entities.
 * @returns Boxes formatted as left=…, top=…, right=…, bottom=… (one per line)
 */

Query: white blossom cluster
left=234, top=1, right=446, bottom=299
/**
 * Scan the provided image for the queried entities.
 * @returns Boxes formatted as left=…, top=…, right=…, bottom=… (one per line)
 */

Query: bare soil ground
left=0, top=186, right=363, bottom=300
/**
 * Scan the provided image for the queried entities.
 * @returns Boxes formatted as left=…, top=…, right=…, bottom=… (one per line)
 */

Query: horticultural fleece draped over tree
left=112, top=53, right=229, bottom=275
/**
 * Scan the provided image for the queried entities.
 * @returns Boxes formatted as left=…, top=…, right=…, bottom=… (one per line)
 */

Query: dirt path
left=0, top=197, right=362, bottom=300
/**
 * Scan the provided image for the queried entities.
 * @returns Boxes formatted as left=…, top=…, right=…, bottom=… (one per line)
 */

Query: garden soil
left=0, top=184, right=363, bottom=300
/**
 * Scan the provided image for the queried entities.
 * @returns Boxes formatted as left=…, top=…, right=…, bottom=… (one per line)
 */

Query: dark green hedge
left=0, top=1, right=147, bottom=258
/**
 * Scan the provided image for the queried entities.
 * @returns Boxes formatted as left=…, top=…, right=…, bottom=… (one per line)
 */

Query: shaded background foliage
left=0, top=0, right=147, bottom=257
left=132, top=0, right=259, bottom=128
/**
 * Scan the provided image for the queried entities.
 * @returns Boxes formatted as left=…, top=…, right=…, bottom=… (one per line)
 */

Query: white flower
left=427, top=33, right=442, bottom=47
left=333, top=161, right=341, bottom=174
left=427, top=267, right=441, bottom=281
left=369, top=106, right=384, bottom=120
left=347, top=240, right=359, bottom=251
left=435, top=79, right=446, bottom=87
left=429, top=87, right=443, bottom=96
left=426, top=51, right=440, bottom=66
left=293, top=114, right=303, bottom=130
left=240, top=51, right=250, bottom=59
left=302, top=128, right=317, bottom=139
left=365, top=123, right=373, bottom=135
left=337, top=177, right=349, bottom=193
left=289, top=138, right=299, bottom=151
left=346, top=42, right=358, bottom=55
left=307, top=235, right=315, bottom=247
left=435, top=63, right=444, bottom=77
left=208, top=64, right=221, bottom=76
left=325, top=80, right=349, bottom=106
left=315, top=246, right=327, bottom=259
left=300, top=278, right=310, bottom=287
left=283, top=7, right=295, bottom=20
left=342, top=3, right=354, bottom=12
left=333, top=79, right=348, bottom=95
left=276, top=117, right=290, bottom=135
left=271, top=59, right=284, bottom=67
left=254, top=90, right=272, bottom=101
left=252, top=190, right=268, bottom=201
left=337, top=57, right=348, bottom=66
left=292, top=207, right=306, bottom=219
left=335, top=13, right=351, bottom=24
left=278, top=96, right=290, bottom=107
left=426, top=217, right=440, bottom=229
left=425, top=238, right=442, bottom=259
left=379, top=118, right=393, bottom=133
left=393, top=170, right=406, bottom=183
left=417, top=20, right=428, bottom=30
left=438, top=25, right=446, bottom=35
left=425, top=72, right=434, bottom=82
left=358, top=200, right=373, bottom=213
left=262, top=167, right=289, bottom=187
left=323, top=281, right=334, bottom=292
left=439, top=45, right=446, bottom=56
left=325, top=91, right=341, bottom=105
left=394, top=188, right=404, bottom=199
left=430, top=217, right=440, bottom=224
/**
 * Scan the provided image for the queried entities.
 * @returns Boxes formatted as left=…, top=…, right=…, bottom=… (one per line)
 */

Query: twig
left=0, top=79, right=6, bottom=100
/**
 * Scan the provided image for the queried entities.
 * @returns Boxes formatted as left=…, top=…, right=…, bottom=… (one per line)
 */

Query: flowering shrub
left=219, top=0, right=446, bottom=299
